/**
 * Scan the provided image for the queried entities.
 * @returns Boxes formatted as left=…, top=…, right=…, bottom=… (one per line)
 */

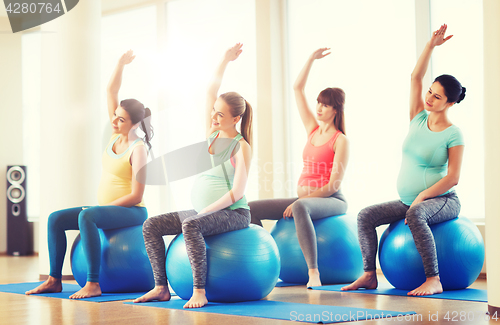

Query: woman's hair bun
left=457, top=87, right=466, bottom=104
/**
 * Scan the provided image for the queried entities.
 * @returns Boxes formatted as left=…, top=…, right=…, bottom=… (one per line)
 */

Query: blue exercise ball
left=166, top=224, right=280, bottom=302
left=379, top=217, right=485, bottom=290
left=270, top=214, right=363, bottom=284
left=70, top=225, right=155, bottom=293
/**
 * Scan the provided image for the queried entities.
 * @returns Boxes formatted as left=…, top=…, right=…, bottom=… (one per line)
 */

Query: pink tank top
left=297, top=127, right=342, bottom=188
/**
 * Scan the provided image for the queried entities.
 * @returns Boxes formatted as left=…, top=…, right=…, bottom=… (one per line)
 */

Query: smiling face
left=111, top=106, right=136, bottom=134
left=425, top=82, right=454, bottom=112
left=316, top=101, right=336, bottom=123
left=211, top=97, right=240, bottom=131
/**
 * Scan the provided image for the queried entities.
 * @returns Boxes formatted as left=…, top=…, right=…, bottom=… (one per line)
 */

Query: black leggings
left=357, top=192, right=460, bottom=278
left=142, top=208, right=250, bottom=289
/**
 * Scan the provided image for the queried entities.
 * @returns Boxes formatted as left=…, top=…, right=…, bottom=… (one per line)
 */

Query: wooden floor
left=0, top=254, right=496, bottom=324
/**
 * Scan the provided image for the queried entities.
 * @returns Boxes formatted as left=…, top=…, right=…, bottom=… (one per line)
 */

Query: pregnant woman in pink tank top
left=249, top=48, right=349, bottom=287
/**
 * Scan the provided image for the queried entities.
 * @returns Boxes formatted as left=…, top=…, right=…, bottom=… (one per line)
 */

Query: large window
left=101, top=0, right=258, bottom=215
left=286, top=0, right=416, bottom=214
left=161, top=0, right=258, bottom=211
left=430, top=0, right=484, bottom=220
left=101, top=5, right=160, bottom=214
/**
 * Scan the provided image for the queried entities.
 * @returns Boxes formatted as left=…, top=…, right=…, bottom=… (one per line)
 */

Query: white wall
left=484, top=0, right=500, bottom=309
left=0, top=17, right=23, bottom=253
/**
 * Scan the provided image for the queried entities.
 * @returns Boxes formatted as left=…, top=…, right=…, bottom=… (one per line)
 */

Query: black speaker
left=7, top=165, right=33, bottom=256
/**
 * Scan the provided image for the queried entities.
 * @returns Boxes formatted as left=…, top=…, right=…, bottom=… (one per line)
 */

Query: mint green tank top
left=191, top=131, right=249, bottom=212
left=397, top=110, right=464, bottom=205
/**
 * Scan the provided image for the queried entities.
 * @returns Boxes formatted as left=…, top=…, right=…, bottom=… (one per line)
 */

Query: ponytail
left=140, top=107, right=154, bottom=152
left=120, top=99, right=154, bottom=153
left=240, top=100, right=253, bottom=147
left=219, top=92, right=253, bottom=146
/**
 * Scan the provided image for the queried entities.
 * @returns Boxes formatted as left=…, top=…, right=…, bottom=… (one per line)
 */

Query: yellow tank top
left=97, top=134, right=146, bottom=207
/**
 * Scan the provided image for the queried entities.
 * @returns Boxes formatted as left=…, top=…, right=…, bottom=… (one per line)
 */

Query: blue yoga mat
left=126, top=297, right=416, bottom=323
left=310, top=282, right=487, bottom=302
left=0, top=282, right=158, bottom=302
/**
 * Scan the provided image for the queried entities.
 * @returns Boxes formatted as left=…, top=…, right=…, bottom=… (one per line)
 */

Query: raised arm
left=410, top=24, right=453, bottom=121
left=206, top=43, right=243, bottom=137
left=107, top=50, right=136, bottom=122
left=293, top=48, right=331, bottom=135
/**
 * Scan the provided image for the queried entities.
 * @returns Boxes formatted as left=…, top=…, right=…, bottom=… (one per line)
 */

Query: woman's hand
left=293, top=47, right=331, bottom=135
left=310, top=47, right=331, bottom=60
left=429, top=24, right=453, bottom=48
left=224, top=43, right=243, bottom=62
left=410, top=192, right=427, bottom=209
left=283, top=203, right=294, bottom=219
left=405, top=192, right=427, bottom=224
left=119, top=50, right=136, bottom=66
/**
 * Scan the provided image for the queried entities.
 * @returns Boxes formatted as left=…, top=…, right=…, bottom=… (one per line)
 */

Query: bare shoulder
left=333, top=133, right=349, bottom=151
left=131, top=142, right=148, bottom=162
left=336, top=133, right=349, bottom=145
left=238, top=138, right=252, bottom=155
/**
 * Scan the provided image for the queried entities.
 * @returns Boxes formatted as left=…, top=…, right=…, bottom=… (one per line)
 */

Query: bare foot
left=408, top=276, right=443, bottom=296
left=184, top=289, right=208, bottom=308
left=306, top=269, right=322, bottom=287
left=25, top=276, right=62, bottom=295
left=341, top=271, right=378, bottom=291
left=134, top=286, right=171, bottom=303
left=69, top=282, right=101, bottom=299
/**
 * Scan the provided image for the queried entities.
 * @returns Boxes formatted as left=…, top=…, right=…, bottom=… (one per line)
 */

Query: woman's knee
left=405, top=205, right=426, bottom=225
left=181, top=217, right=200, bottom=234
left=357, top=206, right=377, bottom=227
left=291, top=200, right=308, bottom=219
left=142, top=216, right=165, bottom=236
left=78, top=209, right=97, bottom=227
left=248, top=200, right=260, bottom=212
left=48, top=210, right=72, bottom=229
left=405, top=206, right=432, bottom=233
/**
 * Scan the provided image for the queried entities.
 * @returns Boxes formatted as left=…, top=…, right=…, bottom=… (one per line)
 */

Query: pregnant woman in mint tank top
left=134, top=43, right=253, bottom=309
left=342, top=24, right=466, bottom=296
left=26, top=50, right=154, bottom=299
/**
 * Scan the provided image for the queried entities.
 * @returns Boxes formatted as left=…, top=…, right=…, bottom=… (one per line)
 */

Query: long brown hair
left=219, top=92, right=253, bottom=146
left=317, top=87, right=346, bottom=135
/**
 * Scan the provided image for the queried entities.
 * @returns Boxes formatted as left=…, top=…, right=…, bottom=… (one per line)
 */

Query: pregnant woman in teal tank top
left=342, top=24, right=466, bottom=296
left=134, top=43, right=253, bottom=308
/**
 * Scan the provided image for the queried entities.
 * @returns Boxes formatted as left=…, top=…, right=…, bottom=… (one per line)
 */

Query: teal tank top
left=397, top=110, right=464, bottom=206
left=191, top=131, right=249, bottom=212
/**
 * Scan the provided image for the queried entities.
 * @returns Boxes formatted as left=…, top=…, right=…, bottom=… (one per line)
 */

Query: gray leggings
left=142, top=208, right=250, bottom=289
left=249, top=191, right=347, bottom=269
left=357, top=191, right=460, bottom=278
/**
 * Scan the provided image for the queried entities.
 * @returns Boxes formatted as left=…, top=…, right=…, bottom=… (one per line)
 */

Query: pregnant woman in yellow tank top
left=26, top=50, right=154, bottom=299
